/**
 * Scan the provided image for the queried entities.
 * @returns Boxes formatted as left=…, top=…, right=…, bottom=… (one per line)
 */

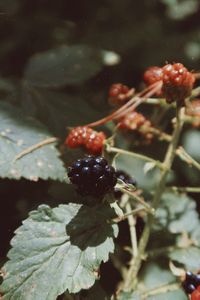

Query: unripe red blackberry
left=191, top=286, right=200, bottom=300
left=162, top=63, right=195, bottom=104
left=118, top=111, right=146, bottom=130
left=85, top=131, right=106, bottom=154
left=68, top=156, right=117, bottom=197
left=186, top=100, right=200, bottom=127
left=144, top=66, right=163, bottom=86
left=108, top=83, right=131, bottom=105
left=117, top=111, right=153, bottom=143
left=65, top=127, right=106, bottom=155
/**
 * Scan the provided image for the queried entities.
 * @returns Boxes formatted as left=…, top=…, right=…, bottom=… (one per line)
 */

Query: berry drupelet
left=65, top=126, right=106, bottom=155
left=68, top=156, right=117, bottom=197
left=162, top=63, right=195, bottom=104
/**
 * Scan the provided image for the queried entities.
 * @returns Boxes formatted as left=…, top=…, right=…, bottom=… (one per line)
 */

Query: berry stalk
left=122, top=105, right=185, bottom=291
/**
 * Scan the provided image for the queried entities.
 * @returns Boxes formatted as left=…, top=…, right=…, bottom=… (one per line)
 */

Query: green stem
left=142, top=283, right=180, bottom=298
left=176, top=146, right=200, bottom=172
left=123, top=106, right=184, bottom=291
left=106, top=145, right=165, bottom=170
left=166, top=186, right=200, bottom=193
left=119, top=187, right=154, bottom=215
left=125, top=200, right=138, bottom=257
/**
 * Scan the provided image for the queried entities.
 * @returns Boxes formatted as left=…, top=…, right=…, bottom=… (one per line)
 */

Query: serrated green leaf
left=168, top=246, right=200, bottom=271
left=0, top=203, right=118, bottom=300
left=24, top=45, right=104, bottom=87
left=0, top=102, right=66, bottom=181
left=139, top=262, right=186, bottom=300
left=155, top=192, right=199, bottom=233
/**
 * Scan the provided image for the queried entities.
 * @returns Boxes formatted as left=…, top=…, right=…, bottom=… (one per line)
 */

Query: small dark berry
left=182, top=282, right=196, bottom=294
left=68, top=156, right=117, bottom=198
left=194, top=275, right=200, bottom=287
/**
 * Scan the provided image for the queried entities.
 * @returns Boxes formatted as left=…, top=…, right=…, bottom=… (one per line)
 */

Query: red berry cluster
left=65, top=126, right=106, bottom=155
left=143, top=66, right=163, bottom=96
left=162, top=63, right=195, bottom=104
left=186, top=100, right=200, bottom=127
left=108, top=83, right=132, bottom=105
left=117, top=111, right=153, bottom=142
left=143, top=63, right=195, bottom=104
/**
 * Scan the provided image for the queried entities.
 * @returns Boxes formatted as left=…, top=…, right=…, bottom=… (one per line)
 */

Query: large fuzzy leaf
left=0, top=102, right=66, bottom=181
left=0, top=203, right=118, bottom=300
left=24, top=45, right=105, bottom=87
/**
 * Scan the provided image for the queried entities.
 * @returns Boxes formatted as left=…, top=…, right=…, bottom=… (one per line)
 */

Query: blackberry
left=114, top=170, right=137, bottom=199
left=182, top=271, right=200, bottom=295
left=68, top=156, right=117, bottom=197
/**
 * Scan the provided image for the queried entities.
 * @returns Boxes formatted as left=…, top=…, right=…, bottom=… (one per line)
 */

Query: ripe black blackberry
left=182, top=271, right=200, bottom=295
left=114, top=170, right=137, bottom=199
left=68, top=156, right=117, bottom=197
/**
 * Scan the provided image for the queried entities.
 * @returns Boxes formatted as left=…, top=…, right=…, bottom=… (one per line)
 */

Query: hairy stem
left=123, top=106, right=184, bottom=291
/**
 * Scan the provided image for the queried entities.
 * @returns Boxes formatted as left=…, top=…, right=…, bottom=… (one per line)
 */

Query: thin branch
left=106, top=145, right=165, bottom=170
left=176, top=146, right=200, bottom=172
left=14, top=137, right=58, bottom=161
left=119, top=187, right=155, bottom=215
left=166, top=186, right=200, bottom=193
left=142, top=283, right=180, bottom=298
left=125, top=200, right=138, bottom=257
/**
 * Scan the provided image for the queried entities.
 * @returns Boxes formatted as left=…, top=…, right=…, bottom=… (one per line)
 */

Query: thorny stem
left=123, top=105, right=184, bottom=291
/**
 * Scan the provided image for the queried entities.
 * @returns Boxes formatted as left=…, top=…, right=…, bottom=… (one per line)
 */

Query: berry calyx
left=162, top=63, right=195, bottom=104
left=109, top=83, right=132, bottom=106
left=143, top=66, right=163, bottom=96
left=68, top=156, right=117, bottom=197
left=114, top=170, right=137, bottom=199
left=191, top=286, right=200, bottom=300
left=65, top=126, right=106, bottom=154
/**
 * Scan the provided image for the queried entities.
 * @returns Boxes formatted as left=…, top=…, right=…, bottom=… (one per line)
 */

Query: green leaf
left=155, top=192, right=199, bottom=234
left=168, top=246, right=200, bottom=271
left=183, top=130, right=200, bottom=161
left=191, top=224, right=200, bottom=247
left=139, top=262, right=186, bottom=300
left=118, top=292, right=140, bottom=300
left=0, top=102, right=66, bottom=181
left=24, top=45, right=105, bottom=87
left=0, top=203, right=118, bottom=300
